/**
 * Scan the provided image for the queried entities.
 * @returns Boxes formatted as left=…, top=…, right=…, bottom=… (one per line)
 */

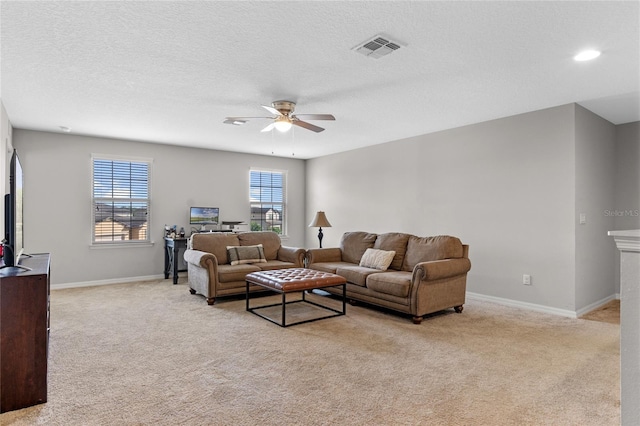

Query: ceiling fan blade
left=261, top=105, right=283, bottom=116
left=224, top=116, right=274, bottom=125
left=223, top=119, right=248, bottom=125
left=261, top=122, right=277, bottom=132
left=293, top=120, right=325, bottom=133
left=293, top=114, right=335, bottom=121
left=224, top=116, right=272, bottom=120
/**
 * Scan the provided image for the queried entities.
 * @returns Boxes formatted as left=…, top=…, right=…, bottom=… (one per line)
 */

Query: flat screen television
left=189, top=207, right=219, bottom=229
left=2, top=149, right=26, bottom=269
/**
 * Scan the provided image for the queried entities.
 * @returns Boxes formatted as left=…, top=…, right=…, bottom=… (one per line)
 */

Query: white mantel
left=609, top=229, right=640, bottom=252
left=609, top=229, right=640, bottom=426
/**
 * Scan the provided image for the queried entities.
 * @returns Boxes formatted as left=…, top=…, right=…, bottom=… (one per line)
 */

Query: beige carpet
left=579, top=299, right=620, bottom=325
left=1, top=279, right=620, bottom=425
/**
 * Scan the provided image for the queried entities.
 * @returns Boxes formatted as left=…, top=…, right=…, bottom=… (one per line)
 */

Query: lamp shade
left=309, top=211, right=331, bottom=228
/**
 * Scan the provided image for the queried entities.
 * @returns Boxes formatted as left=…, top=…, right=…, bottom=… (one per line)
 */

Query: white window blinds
left=249, top=169, right=286, bottom=235
left=92, top=157, right=150, bottom=243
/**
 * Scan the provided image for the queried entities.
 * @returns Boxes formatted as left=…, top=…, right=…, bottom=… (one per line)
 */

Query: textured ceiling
left=1, top=1, right=639, bottom=159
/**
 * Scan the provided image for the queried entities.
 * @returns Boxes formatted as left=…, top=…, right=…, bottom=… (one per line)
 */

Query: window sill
left=90, top=241, right=155, bottom=249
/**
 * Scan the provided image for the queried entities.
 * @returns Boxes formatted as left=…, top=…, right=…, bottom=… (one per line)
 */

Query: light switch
left=579, top=213, right=586, bottom=225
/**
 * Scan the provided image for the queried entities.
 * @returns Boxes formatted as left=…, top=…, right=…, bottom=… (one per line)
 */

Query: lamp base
left=317, top=227, right=324, bottom=248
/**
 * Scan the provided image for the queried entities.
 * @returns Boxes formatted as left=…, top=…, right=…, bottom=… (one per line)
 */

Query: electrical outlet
left=523, top=274, right=532, bottom=285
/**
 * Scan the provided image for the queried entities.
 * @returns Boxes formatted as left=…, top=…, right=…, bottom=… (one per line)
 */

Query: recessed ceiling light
left=574, top=49, right=601, bottom=61
left=59, top=126, right=71, bottom=132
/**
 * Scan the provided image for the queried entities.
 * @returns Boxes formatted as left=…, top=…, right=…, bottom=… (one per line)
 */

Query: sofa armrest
left=413, top=258, right=471, bottom=282
left=278, top=246, right=306, bottom=267
left=184, top=249, right=220, bottom=304
left=184, top=249, right=218, bottom=270
left=306, top=248, right=342, bottom=264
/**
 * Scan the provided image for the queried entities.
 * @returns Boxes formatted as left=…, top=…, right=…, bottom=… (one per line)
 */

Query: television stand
left=1, top=253, right=51, bottom=413
left=0, top=264, right=33, bottom=272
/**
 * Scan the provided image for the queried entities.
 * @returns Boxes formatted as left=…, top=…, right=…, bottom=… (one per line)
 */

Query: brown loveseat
left=184, top=231, right=306, bottom=305
left=306, top=232, right=471, bottom=324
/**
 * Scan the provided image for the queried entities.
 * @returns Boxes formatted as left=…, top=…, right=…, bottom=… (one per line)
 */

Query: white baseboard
left=51, top=274, right=166, bottom=290
left=466, top=292, right=578, bottom=318
left=467, top=292, right=620, bottom=319
left=575, top=294, right=620, bottom=317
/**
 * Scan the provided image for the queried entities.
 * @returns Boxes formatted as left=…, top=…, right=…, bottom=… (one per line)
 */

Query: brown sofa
left=184, top=231, right=306, bottom=305
left=306, top=232, right=471, bottom=324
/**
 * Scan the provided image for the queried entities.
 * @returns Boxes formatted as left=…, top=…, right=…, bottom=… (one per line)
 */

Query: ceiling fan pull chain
left=291, top=126, right=296, bottom=156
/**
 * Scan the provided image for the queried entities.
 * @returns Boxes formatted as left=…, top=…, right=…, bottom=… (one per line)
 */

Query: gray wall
left=612, top=121, right=640, bottom=293
left=307, top=104, right=578, bottom=312
left=306, top=103, right=638, bottom=314
left=13, top=130, right=306, bottom=285
left=574, top=105, right=616, bottom=310
left=614, top=122, right=640, bottom=231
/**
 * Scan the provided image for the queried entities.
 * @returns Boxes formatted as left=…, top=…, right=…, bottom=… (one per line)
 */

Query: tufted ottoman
left=245, top=268, right=347, bottom=327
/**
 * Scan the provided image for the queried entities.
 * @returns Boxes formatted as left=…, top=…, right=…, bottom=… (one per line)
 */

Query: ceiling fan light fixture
left=226, top=100, right=333, bottom=133
left=274, top=117, right=292, bottom=132
left=574, top=49, right=601, bottom=61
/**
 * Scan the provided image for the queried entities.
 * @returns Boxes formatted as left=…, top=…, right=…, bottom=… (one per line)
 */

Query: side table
left=164, top=237, right=188, bottom=284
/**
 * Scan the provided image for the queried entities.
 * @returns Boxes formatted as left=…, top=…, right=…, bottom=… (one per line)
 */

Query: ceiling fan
left=224, top=100, right=335, bottom=133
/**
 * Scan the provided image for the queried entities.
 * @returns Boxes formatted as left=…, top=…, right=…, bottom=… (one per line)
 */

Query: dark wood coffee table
left=245, top=268, right=346, bottom=327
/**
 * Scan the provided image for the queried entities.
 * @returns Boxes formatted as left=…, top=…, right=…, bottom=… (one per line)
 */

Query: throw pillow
left=359, top=248, right=396, bottom=271
left=227, top=244, right=267, bottom=265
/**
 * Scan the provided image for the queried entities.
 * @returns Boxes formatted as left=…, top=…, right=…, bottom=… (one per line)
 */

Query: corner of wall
left=573, top=104, right=617, bottom=310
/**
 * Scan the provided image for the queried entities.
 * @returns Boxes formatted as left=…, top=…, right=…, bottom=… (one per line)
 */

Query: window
left=250, top=169, right=286, bottom=235
left=92, top=156, right=150, bottom=244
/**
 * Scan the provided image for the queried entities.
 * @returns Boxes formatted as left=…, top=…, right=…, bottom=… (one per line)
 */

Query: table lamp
left=309, top=211, right=332, bottom=248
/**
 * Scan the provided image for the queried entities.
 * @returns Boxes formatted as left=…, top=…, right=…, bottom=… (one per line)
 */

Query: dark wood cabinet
left=0, top=253, right=51, bottom=413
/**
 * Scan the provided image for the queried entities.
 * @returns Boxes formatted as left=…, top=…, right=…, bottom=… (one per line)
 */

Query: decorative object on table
left=308, top=211, right=332, bottom=248
left=179, top=227, right=185, bottom=238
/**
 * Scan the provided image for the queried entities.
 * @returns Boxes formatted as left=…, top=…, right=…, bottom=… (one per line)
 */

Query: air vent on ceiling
left=353, top=34, right=404, bottom=59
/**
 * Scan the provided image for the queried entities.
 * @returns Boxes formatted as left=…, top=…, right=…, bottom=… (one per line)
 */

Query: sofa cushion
left=191, top=233, right=240, bottom=265
left=359, top=248, right=396, bottom=271
left=340, top=232, right=378, bottom=264
left=217, top=263, right=261, bottom=282
left=402, top=235, right=464, bottom=271
left=336, top=265, right=382, bottom=287
left=238, top=231, right=281, bottom=260
left=227, top=244, right=267, bottom=265
left=366, top=271, right=412, bottom=298
left=308, top=261, right=354, bottom=274
left=373, top=232, right=411, bottom=271
left=258, top=260, right=299, bottom=271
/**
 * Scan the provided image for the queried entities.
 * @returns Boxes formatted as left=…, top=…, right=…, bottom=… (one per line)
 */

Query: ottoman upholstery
left=245, top=268, right=346, bottom=327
